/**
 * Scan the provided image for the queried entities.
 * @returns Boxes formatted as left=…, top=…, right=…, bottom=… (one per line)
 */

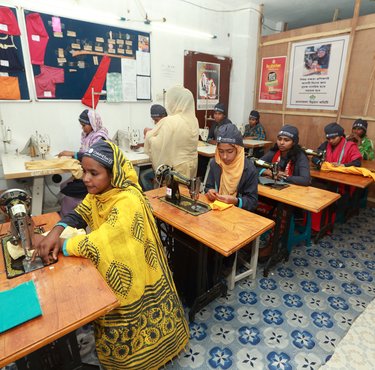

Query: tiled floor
left=2, top=208, right=374, bottom=370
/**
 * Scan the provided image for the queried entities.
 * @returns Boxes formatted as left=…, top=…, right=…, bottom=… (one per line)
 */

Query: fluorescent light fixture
left=152, top=23, right=216, bottom=39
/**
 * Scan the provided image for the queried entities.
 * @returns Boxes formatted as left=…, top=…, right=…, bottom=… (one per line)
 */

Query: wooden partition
left=255, top=11, right=375, bottom=201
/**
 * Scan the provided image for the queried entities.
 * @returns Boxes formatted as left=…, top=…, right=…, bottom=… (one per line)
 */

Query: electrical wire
left=174, top=0, right=283, bottom=33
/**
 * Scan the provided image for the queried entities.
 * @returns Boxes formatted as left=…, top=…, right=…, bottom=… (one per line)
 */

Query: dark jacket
left=205, top=157, right=258, bottom=211
left=208, top=118, right=233, bottom=141
left=260, top=149, right=311, bottom=186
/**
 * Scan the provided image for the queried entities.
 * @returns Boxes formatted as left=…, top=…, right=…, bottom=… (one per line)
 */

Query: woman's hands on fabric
left=215, top=194, right=238, bottom=205
left=32, top=226, right=64, bottom=264
left=276, top=170, right=288, bottom=181
left=206, top=189, right=218, bottom=202
left=262, top=169, right=273, bottom=178
left=58, top=150, right=74, bottom=158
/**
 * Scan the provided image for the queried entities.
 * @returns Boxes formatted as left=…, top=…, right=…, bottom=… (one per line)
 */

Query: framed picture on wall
left=196, top=61, right=220, bottom=110
left=258, top=56, right=287, bottom=104
left=287, top=35, right=349, bottom=110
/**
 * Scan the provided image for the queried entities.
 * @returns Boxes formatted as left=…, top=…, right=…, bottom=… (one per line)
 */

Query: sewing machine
left=20, top=131, right=51, bottom=159
left=0, top=189, right=44, bottom=273
left=238, top=124, right=245, bottom=136
left=155, top=164, right=210, bottom=215
left=199, top=128, right=209, bottom=142
left=302, top=147, right=326, bottom=169
left=113, top=129, right=141, bottom=152
left=251, top=158, right=289, bottom=189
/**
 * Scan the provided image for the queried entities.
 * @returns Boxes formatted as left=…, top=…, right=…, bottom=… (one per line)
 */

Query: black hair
left=270, top=142, right=304, bottom=170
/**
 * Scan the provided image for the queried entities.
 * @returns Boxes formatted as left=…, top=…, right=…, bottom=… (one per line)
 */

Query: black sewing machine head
left=302, top=147, right=326, bottom=169
left=155, top=164, right=209, bottom=215
left=251, top=158, right=289, bottom=190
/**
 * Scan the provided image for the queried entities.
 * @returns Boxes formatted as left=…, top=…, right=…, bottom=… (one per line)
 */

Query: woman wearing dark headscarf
left=33, top=140, right=189, bottom=370
left=58, top=109, right=111, bottom=216
left=205, top=124, right=258, bottom=211
left=259, top=125, right=310, bottom=186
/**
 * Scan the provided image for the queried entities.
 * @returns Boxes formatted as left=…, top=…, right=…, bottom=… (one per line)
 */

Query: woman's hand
left=262, top=169, right=273, bottom=178
left=215, top=194, right=238, bottom=205
left=276, top=171, right=288, bottom=181
left=206, top=189, right=218, bottom=202
left=58, top=150, right=74, bottom=158
left=32, top=226, right=64, bottom=264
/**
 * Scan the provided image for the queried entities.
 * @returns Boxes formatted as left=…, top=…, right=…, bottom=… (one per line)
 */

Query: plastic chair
left=287, top=211, right=312, bottom=253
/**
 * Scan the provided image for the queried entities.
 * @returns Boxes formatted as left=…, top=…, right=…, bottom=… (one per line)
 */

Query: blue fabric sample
left=0, top=280, right=42, bottom=333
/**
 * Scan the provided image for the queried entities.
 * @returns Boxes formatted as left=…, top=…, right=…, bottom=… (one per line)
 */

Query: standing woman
left=144, top=85, right=199, bottom=178
left=33, top=140, right=189, bottom=370
left=58, top=109, right=111, bottom=215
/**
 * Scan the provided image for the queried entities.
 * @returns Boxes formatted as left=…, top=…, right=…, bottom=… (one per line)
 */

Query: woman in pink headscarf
left=58, top=109, right=111, bottom=215
left=58, top=109, right=110, bottom=160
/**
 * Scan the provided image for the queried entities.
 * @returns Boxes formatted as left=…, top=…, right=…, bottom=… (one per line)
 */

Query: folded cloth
left=42, top=226, right=86, bottom=239
left=320, top=162, right=375, bottom=181
left=25, top=157, right=83, bottom=179
left=210, top=200, right=233, bottom=211
left=0, top=281, right=42, bottom=333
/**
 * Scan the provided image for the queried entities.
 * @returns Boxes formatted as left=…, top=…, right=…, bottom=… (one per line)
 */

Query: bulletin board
left=0, top=6, right=30, bottom=100
left=23, top=9, right=151, bottom=101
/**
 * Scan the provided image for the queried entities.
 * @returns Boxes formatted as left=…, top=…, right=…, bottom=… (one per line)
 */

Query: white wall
left=0, top=0, right=262, bottom=206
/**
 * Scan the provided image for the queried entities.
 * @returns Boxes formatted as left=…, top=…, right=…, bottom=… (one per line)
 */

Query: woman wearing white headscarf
left=144, top=86, right=199, bottom=178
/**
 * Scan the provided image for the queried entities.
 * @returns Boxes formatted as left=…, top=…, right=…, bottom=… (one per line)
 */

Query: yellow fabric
left=215, top=145, right=245, bottom=196
left=210, top=200, right=233, bottom=211
left=321, top=162, right=375, bottom=181
left=25, top=157, right=83, bottom=179
left=65, top=141, right=188, bottom=370
left=144, top=86, right=199, bottom=178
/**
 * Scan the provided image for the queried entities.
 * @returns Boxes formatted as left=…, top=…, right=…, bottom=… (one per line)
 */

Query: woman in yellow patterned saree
left=33, top=140, right=189, bottom=369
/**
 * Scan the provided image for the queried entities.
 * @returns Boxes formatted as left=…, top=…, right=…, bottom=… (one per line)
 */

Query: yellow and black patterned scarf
left=65, top=141, right=189, bottom=369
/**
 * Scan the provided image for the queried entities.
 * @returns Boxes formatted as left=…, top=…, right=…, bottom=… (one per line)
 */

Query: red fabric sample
left=81, top=55, right=111, bottom=109
left=34, top=65, right=64, bottom=98
left=26, top=13, right=49, bottom=65
left=0, top=7, right=21, bottom=35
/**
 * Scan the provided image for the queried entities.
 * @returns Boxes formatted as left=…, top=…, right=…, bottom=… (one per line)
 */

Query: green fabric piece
left=0, top=280, right=42, bottom=333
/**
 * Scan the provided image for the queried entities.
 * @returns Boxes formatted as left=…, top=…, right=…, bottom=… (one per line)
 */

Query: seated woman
left=259, top=125, right=311, bottom=186
left=312, top=122, right=362, bottom=230
left=58, top=109, right=110, bottom=216
left=347, top=119, right=374, bottom=161
left=205, top=124, right=258, bottom=211
left=33, top=140, right=189, bottom=369
left=257, top=125, right=310, bottom=257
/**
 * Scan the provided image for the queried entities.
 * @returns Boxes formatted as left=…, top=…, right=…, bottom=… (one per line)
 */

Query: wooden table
left=362, top=160, right=375, bottom=173
left=0, top=213, right=119, bottom=367
left=243, top=139, right=273, bottom=149
left=145, top=187, right=274, bottom=320
left=258, top=183, right=340, bottom=276
left=310, top=168, right=374, bottom=188
left=197, top=141, right=216, bottom=158
left=1, top=153, right=71, bottom=215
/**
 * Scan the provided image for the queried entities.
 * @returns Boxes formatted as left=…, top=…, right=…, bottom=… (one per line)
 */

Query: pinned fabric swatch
left=0, top=76, right=20, bottom=99
left=0, top=281, right=42, bottom=333
left=0, top=6, right=21, bottom=35
left=25, top=12, right=49, bottom=65
left=81, top=55, right=111, bottom=109
left=34, top=65, right=64, bottom=98
left=210, top=200, right=233, bottom=211
left=106, top=72, right=123, bottom=102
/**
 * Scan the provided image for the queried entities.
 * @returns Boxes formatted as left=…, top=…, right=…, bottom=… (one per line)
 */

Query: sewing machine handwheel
left=155, top=164, right=172, bottom=185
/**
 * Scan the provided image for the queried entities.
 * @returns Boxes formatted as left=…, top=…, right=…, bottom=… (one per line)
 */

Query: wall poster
left=196, top=61, right=220, bottom=110
left=287, top=35, right=349, bottom=110
left=258, top=56, right=286, bottom=104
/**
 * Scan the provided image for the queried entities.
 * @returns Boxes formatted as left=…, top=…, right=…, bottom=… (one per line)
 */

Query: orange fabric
left=321, top=162, right=375, bottom=181
left=0, top=76, right=20, bottom=99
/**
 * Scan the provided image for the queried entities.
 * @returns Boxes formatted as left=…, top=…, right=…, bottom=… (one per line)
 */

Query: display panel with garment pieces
left=0, top=6, right=29, bottom=100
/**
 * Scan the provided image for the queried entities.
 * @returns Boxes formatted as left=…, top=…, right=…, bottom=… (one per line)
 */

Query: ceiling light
left=151, top=23, right=216, bottom=40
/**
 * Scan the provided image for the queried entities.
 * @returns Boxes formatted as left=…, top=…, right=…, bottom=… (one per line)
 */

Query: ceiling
left=214, top=0, right=375, bottom=32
